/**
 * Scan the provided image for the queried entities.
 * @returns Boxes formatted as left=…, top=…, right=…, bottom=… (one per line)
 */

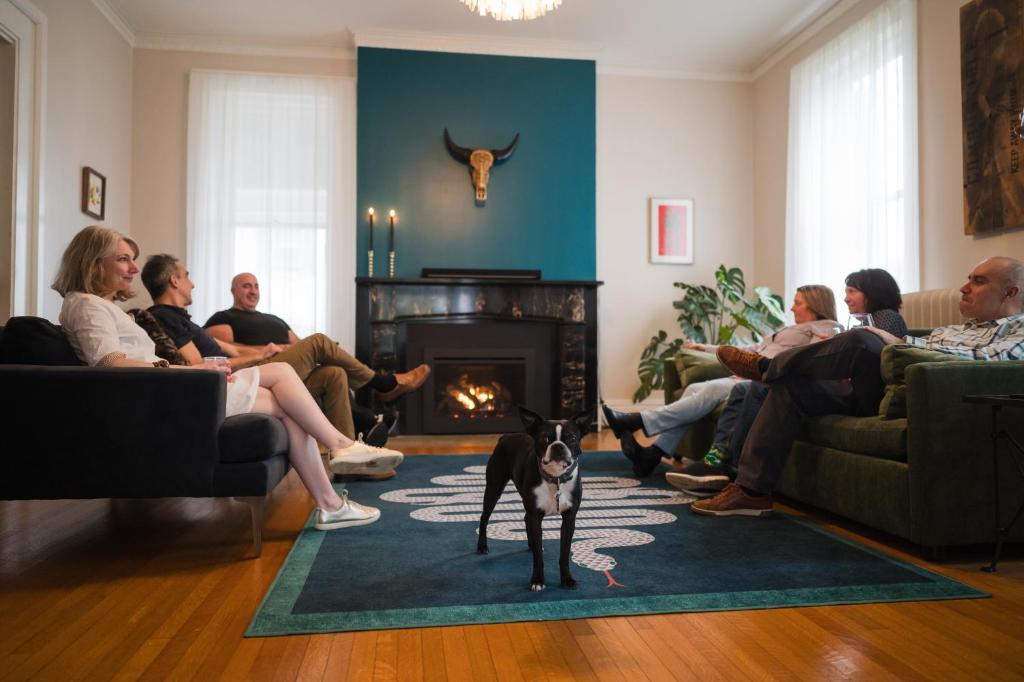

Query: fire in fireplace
left=435, top=360, right=522, bottom=422
left=399, top=319, right=555, bottom=434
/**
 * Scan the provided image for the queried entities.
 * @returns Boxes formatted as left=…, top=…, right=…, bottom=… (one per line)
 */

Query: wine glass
left=847, top=313, right=874, bottom=329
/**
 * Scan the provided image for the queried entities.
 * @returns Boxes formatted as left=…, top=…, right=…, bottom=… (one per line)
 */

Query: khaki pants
left=257, top=333, right=375, bottom=439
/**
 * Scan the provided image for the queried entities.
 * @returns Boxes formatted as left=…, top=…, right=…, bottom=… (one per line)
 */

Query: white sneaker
left=329, top=440, right=404, bottom=475
left=314, top=490, right=381, bottom=530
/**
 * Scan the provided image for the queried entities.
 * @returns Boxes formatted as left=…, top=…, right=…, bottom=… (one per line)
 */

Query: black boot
left=620, top=432, right=666, bottom=478
left=601, top=402, right=645, bottom=438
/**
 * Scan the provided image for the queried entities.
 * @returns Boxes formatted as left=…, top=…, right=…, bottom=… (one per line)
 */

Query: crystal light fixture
left=460, top=0, right=562, bottom=21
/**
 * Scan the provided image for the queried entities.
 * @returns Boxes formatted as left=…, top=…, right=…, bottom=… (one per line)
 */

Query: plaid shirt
left=905, top=312, right=1024, bottom=361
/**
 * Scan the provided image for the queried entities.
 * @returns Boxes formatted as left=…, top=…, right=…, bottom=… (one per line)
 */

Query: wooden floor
left=2, top=430, right=1023, bottom=681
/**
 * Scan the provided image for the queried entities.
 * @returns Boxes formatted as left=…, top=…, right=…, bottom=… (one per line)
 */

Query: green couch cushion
left=802, top=414, right=908, bottom=462
left=878, top=345, right=969, bottom=419
left=673, top=350, right=730, bottom=387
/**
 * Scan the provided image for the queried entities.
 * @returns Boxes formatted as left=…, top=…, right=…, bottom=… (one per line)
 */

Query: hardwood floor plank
left=322, top=633, right=356, bottom=680
left=421, top=627, right=447, bottom=682
left=598, top=617, right=675, bottom=682
left=463, top=624, right=500, bottom=682
left=482, top=624, right=525, bottom=682
left=441, top=626, right=475, bottom=682
left=294, top=634, right=333, bottom=681
left=522, top=621, right=575, bottom=682
left=543, top=621, right=598, bottom=681
left=373, top=629, right=400, bottom=682
left=622, top=615, right=708, bottom=681
left=394, top=628, right=424, bottom=682
left=346, top=630, right=379, bottom=682
left=665, top=614, right=764, bottom=681
left=572, top=631, right=630, bottom=682
left=505, top=622, right=549, bottom=681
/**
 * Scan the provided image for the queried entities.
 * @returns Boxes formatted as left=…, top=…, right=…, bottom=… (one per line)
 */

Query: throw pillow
left=878, top=344, right=969, bottom=419
left=674, top=349, right=731, bottom=388
left=0, top=316, right=84, bottom=365
left=127, top=309, right=189, bottom=366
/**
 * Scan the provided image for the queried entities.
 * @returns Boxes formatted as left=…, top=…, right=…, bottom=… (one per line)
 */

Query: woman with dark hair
left=844, top=268, right=908, bottom=338
left=670, top=268, right=909, bottom=495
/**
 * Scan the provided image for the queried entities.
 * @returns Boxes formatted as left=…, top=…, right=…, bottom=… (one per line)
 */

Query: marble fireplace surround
left=354, top=276, right=601, bottom=434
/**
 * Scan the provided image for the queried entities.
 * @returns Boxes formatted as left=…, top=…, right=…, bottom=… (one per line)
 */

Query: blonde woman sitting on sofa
left=53, top=226, right=401, bottom=532
left=602, top=285, right=840, bottom=477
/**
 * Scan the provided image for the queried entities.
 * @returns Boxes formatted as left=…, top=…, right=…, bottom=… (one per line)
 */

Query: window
left=786, top=0, right=919, bottom=309
left=187, top=70, right=355, bottom=345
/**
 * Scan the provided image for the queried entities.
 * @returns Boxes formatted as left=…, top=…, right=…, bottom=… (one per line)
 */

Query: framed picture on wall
left=81, top=166, right=106, bottom=220
left=649, top=198, right=693, bottom=264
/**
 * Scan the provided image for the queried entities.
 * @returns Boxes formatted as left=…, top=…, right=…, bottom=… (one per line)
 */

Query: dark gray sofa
left=0, top=316, right=291, bottom=556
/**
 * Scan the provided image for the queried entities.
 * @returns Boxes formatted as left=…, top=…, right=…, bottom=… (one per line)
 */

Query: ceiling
left=104, top=0, right=849, bottom=79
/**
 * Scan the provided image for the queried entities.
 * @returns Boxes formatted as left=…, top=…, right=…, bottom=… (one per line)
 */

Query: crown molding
left=90, top=0, right=135, bottom=47
left=352, top=28, right=599, bottom=62
left=751, top=0, right=864, bottom=81
left=597, top=65, right=751, bottom=83
left=134, top=33, right=354, bottom=60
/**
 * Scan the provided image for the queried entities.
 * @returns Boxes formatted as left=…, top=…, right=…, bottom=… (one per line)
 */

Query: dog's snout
left=546, top=441, right=573, bottom=462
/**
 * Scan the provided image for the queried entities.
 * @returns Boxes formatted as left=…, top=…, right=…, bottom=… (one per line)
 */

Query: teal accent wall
left=357, top=48, right=595, bottom=280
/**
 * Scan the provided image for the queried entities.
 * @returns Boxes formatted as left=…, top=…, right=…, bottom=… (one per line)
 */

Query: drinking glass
left=847, top=313, right=874, bottom=329
left=202, top=355, right=234, bottom=381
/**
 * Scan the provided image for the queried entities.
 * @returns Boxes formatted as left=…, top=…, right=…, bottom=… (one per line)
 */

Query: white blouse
left=59, top=292, right=160, bottom=365
left=58, top=291, right=260, bottom=417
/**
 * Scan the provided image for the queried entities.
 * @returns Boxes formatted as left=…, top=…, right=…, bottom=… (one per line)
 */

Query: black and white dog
left=477, top=406, right=591, bottom=591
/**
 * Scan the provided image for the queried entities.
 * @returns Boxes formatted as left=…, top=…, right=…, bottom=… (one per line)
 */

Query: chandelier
left=460, top=0, right=562, bottom=21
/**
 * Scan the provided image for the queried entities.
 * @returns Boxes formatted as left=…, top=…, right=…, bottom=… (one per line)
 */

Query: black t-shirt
left=149, top=304, right=222, bottom=358
left=204, top=308, right=292, bottom=345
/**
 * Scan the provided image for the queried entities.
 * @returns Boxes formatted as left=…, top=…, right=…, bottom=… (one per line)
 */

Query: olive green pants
left=257, top=333, right=375, bottom=439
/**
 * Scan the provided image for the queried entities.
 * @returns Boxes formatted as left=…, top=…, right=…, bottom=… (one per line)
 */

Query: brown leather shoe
left=715, top=346, right=765, bottom=381
left=377, top=364, right=431, bottom=402
left=691, top=482, right=772, bottom=517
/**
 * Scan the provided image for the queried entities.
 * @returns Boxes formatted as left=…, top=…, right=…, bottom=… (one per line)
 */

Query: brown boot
left=691, top=482, right=772, bottom=517
left=377, top=364, right=431, bottom=402
left=715, top=346, right=765, bottom=381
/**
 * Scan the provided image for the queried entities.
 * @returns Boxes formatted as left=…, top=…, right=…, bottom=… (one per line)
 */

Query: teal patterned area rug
left=247, top=452, right=986, bottom=636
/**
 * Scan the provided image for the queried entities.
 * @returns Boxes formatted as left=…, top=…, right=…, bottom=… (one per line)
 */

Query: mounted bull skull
left=444, top=128, right=520, bottom=204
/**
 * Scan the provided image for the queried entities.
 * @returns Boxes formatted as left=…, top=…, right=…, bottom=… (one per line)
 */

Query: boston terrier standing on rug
left=477, top=406, right=592, bottom=592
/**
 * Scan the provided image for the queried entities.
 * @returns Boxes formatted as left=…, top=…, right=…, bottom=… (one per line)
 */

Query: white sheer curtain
left=786, top=0, right=919, bottom=308
left=187, top=70, right=356, bottom=348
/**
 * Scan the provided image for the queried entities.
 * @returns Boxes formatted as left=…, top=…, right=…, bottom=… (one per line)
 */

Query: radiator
left=900, top=288, right=962, bottom=329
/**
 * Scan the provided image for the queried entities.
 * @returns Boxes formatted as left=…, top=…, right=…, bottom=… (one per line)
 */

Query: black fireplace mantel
left=354, top=277, right=602, bottom=430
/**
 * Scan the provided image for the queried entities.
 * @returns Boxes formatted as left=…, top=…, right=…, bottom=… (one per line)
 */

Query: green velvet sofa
left=663, top=347, right=1024, bottom=553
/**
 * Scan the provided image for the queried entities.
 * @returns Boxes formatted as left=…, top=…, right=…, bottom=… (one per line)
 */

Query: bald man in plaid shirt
left=693, top=256, right=1024, bottom=516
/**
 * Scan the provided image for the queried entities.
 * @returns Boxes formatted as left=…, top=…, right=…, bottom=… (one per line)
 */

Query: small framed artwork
left=81, top=166, right=106, bottom=220
left=649, top=198, right=693, bottom=264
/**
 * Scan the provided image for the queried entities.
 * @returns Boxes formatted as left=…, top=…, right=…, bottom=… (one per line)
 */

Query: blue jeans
left=641, top=377, right=739, bottom=455
left=711, top=381, right=768, bottom=464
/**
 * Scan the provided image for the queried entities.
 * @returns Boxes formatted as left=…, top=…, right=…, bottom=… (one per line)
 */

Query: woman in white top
left=602, top=285, right=840, bottom=477
left=53, top=226, right=394, bottom=531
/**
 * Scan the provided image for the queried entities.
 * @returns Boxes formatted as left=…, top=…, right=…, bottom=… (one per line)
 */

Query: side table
left=963, top=394, right=1024, bottom=571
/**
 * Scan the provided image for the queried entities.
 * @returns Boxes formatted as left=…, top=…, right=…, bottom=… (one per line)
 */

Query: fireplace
left=354, top=274, right=600, bottom=434
left=401, top=319, right=554, bottom=434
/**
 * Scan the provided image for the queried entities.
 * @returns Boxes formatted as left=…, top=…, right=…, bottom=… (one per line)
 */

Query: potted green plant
left=633, top=265, right=785, bottom=402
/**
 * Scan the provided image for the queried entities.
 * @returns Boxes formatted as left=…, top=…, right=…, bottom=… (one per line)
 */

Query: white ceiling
left=103, top=0, right=850, bottom=79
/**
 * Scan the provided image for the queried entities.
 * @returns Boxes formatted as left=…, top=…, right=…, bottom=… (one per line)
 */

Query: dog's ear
left=571, top=409, right=592, bottom=436
left=518, top=405, right=545, bottom=433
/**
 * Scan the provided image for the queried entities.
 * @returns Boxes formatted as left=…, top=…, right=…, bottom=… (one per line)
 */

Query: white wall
left=129, top=48, right=354, bottom=308
left=35, top=0, right=133, bottom=319
left=597, top=74, right=755, bottom=406
left=753, top=0, right=1024, bottom=296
